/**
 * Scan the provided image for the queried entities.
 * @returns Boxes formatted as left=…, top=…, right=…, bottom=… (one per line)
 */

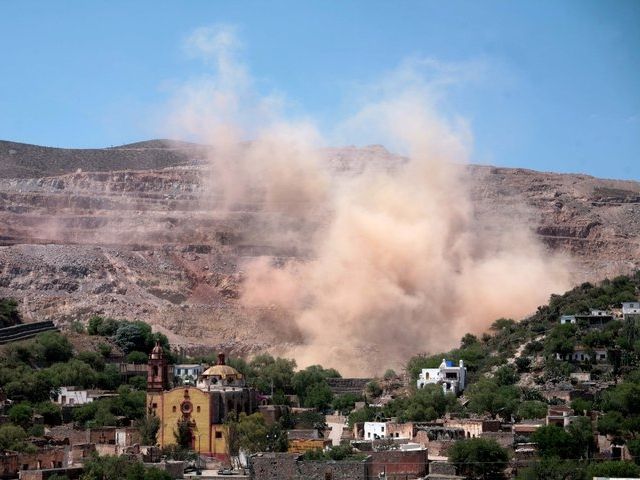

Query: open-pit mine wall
left=0, top=141, right=638, bottom=357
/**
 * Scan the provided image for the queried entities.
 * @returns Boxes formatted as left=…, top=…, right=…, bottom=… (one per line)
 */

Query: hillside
left=0, top=140, right=205, bottom=178
left=0, top=139, right=638, bottom=364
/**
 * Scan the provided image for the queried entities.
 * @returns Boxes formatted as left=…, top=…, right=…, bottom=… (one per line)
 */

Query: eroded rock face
left=0, top=140, right=638, bottom=355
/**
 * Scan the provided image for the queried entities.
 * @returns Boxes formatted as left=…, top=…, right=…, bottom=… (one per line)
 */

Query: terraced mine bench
left=0, top=320, right=58, bottom=344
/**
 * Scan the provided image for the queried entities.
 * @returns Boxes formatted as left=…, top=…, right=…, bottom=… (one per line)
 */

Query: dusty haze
left=163, top=25, right=570, bottom=375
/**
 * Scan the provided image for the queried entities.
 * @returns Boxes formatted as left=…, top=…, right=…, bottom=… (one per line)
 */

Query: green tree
left=545, top=324, right=577, bottom=357
left=291, top=365, right=339, bottom=407
left=530, top=425, right=577, bottom=459
left=0, top=424, right=28, bottom=451
left=80, top=454, right=172, bottom=480
left=76, top=351, right=106, bottom=371
left=495, top=365, right=519, bottom=386
left=48, top=359, right=98, bottom=388
left=461, top=333, right=479, bottom=349
left=136, top=415, right=160, bottom=445
left=87, top=316, right=104, bottom=335
left=0, top=298, right=21, bottom=328
left=35, top=401, right=62, bottom=426
left=114, top=321, right=153, bottom=354
left=304, top=382, right=333, bottom=410
left=406, top=354, right=441, bottom=381
left=597, top=411, right=626, bottom=437
left=600, top=380, right=640, bottom=417
left=515, top=357, right=531, bottom=373
left=8, top=402, right=33, bottom=429
left=143, top=468, right=173, bottom=480
left=570, top=398, right=593, bottom=415
left=129, top=375, right=148, bottom=391
left=466, top=379, right=519, bottom=419
left=586, top=460, right=640, bottom=478
left=4, top=370, right=54, bottom=402
left=126, top=351, right=149, bottom=364
left=98, top=343, right=112, bottom=358
left=47, top=474, right=71, bottom=480
left=247, top=354, right=296, bottom=394
left=517, top=401, right=548, bottom=420
left=34, top=332, right=73, bottom=365
left=265, top=423, right=289, bottom=452
left=173, top=420, right=192, bottom=449
left=73, top=402, right=99, bottom=426
left=29, top=424, right=45, bottom=437
left=383, top=369, right=397, bottom=380
left=293, top=410, right=326, bottom=430
left=236, top=413, right=268, bottom=453
left=226, top=411, right=289, bottom=454
left=87, top=316, right=119, bottom=337
left=627, top=438, right=640, bottom=465
left=332, top=393, right=361, bottom=414
left=516, top=458, right=584, bottom=480
left=383, top=384, right=454, bottom=422
left=96, top=364, right=122, bottom=390
left=449, top=438, right=509, bottom=480
left=567, top=417, right=595, bottom=459
left=366, top=380, right=383, bottom=398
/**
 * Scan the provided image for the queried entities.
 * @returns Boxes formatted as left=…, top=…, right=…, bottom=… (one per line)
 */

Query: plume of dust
left=168, top=25, right=570, bottom=376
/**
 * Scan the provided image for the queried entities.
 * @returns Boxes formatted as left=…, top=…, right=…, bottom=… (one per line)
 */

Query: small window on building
left=152, top=403, right=157, bottom=408
left=215, top=431, right=223, bottom=438
left=172, top=406, right=177, bottom=413
left=367, top=432, right=370, bottom=438
left=395, top=433, right=399, bottom=438
left=381, top=426, right=384, bottom=432
left=197, top=406, right=201, bottom=413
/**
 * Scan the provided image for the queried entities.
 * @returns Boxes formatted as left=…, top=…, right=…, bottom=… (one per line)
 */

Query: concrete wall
left=89, top=427, right=116, bottom=444
left=367, top=450, right=427, bottom=480
left=18, top=466, right=84, bottom=480
left=386, top=422, right=415, bottom=440
left=288, top=439, right=332, bottom=454
left=0, top=448, right=66, bottom=479
left=251, top=453, right=370, bottom=480
left=364, top=422, right=386, bottom=440
left=480, top=432, right=515, bottom=450
left=144, top=461, right=185, bottom=479
left=429, top=461, right=458, bottom=476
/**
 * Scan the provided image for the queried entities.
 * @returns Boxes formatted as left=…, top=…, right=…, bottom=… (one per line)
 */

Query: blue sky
left=0, top=0, right=638, bottom=179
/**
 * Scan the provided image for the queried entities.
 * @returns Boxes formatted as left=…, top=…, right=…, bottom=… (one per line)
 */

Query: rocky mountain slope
left=0, top=140, right=638, bottom=356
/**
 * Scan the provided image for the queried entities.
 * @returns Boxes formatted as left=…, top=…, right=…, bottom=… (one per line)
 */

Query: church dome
left=202, top=364, right=242, bottom=380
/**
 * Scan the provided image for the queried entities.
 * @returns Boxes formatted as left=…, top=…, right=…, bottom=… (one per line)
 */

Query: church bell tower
left=147, top=341, right=169, bottom=392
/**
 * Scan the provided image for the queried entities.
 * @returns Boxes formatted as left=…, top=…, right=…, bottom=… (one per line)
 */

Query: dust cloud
left=167, top=25, right=570, bottom=375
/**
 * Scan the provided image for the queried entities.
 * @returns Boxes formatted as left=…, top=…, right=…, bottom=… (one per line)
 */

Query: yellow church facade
left=147, top=386, right=229, bottom=456
left=146, top=345, right=257, bottom=458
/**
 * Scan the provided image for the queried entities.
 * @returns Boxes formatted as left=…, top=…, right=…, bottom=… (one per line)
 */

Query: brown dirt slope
left=0, top=140, right=638, bottom=355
